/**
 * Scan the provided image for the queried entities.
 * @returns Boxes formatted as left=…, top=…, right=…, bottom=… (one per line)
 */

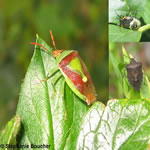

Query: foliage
left=16, top=36, right=89, bottom=149
left=109, top=25, right=141, bottom=42
left=0, top=0, right=108, bottom=130
left=1, top=37, right=150, bottom=149
left=77, top=99, right=150, bottom=150
left=0, top=115, right=21, bottom=145
left=109, top=0, right=150, bottom=41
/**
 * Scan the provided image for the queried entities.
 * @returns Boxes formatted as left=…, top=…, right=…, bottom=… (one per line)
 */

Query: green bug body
left=54, top=50, right=96, bottom=105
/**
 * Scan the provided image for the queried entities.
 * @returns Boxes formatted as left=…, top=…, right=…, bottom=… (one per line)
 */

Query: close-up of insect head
left=109, top=0, right=150, bottom=42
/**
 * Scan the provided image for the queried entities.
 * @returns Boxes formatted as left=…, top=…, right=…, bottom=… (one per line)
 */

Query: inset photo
left=109, top=42, right=150, bottom=99
left=109, top=0, right=150, bottom=42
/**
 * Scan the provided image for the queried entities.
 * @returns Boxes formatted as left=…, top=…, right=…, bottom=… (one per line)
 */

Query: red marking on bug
left=59, top=51, right=84, bottom=93
left=59, top=51, right=78, bottom=66
left=59, top=51, right=96, bottom=105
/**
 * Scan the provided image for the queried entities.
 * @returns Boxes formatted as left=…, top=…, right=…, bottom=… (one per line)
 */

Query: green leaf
left=16, top=35, right=88, bottom=149
left=109, top=50, right=122, bottom=83
left=109, top=25, right=141, bottom=42
left=109, top=0, right=146, bottom=23
left=140, top=75, right=150, bottom=99
left=0, top=115, right=21, bottom=145
left=142, top=0, right=150, bottom=24
left=109, top=0, right=125, bottom=23
left=109, top=0, right=147, bottom=42
left=76, top=99, right=150, bottom=150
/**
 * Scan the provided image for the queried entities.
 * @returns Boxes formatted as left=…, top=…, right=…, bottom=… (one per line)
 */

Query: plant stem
left=138, top=24, right=150, bottom=32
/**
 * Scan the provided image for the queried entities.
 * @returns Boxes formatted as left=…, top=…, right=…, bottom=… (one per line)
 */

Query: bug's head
left=52, top=50, right=64, bottom=57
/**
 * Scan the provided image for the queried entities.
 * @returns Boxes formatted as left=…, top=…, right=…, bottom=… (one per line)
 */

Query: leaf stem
left=138, top=24, right=150, bottom=32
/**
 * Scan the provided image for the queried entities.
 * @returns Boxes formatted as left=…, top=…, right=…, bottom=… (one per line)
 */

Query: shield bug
left=31, top=30, right=96, bottom=105
left=120, top=16, right=141, bottom=30
left=126, top=58, right=143, bottom=91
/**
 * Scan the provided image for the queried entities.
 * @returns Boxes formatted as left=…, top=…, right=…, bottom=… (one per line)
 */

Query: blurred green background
left=0, top=0, right=108, bottom=130
left=109, top=43, right=150, bottom=99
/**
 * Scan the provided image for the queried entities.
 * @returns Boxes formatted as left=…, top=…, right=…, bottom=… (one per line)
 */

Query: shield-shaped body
left=126, top=58, right=143, bottom=91
left=56, top=50, right=96, bottom=105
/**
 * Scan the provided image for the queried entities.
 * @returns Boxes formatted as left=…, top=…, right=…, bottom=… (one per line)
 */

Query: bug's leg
left=50, top=72, right=63, bottom=99
left=53, top=73, right=63, bottom=86
left=115, top=10, right=122, bottom=19
left=40, top=69, right=60, bottom=83
left=40, top=76, right=49, bottom=83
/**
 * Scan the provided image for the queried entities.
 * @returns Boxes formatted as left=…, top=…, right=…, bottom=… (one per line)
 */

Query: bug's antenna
left=115, top=10, right=122, bottom=19
left=30, top=42, right=49, bottom=52
left=50, top=30, right=57, bottom=50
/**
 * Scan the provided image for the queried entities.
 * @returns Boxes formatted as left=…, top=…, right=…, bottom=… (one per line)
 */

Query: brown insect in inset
left=126, top=58, right=143, bottom=91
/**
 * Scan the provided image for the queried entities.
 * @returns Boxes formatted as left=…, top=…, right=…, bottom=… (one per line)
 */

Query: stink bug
left=126, top=58, right=143, bottom=91
left=31, top=30, right=96, bottom=105
left=120, top=16, right=141, bottom=30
